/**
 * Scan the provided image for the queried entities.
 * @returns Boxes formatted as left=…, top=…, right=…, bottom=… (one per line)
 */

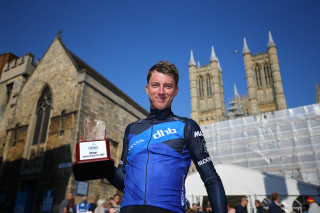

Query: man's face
left=242, top=198, right=248, bottom=206
left=146, top=71, right=178, bottom=110
left=192, top=204, right=197, bottom=211
left=67, top=193, right=73, bottom=200
left=255, top=202, right=259, bottom=207
left=114, top=195, right=120, bottom=203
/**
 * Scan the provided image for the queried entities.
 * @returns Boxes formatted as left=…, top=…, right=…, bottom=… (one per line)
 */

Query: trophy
left=72, top=118, right=114, bottom=181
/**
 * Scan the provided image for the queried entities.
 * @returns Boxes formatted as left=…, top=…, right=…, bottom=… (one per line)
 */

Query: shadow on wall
left=0, top=144, right=73, bottom=213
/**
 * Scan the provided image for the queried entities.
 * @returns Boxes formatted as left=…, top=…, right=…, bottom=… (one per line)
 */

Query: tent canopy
left=186, top=163, right=319, bottom=197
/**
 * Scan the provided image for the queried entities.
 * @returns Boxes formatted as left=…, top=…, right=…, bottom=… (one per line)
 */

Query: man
left=235, top=196, right=248, bottom=213
left=59, top=192, right=73, bottom=213
left=268, top=192, right=283, bottom=213
left=191, top=203, right=199, bottom=213
left=306, top=197, right=320, bottom=213
left=254, top=200, right=265, bottom=213
left=112, top=194, right=121, bottom=213
left=75, top=196, right=89, bottom=213
left=108, top=61, right=227, bottom=213
left=88, top=200, right=97, bottom=212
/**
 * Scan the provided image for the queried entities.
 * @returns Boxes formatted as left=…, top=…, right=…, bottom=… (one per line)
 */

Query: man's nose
left=159, top=86, right=165, bottom=94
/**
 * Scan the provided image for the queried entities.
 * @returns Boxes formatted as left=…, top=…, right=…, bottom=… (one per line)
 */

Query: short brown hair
left=147, top=61, right=179, bottom=87
left=272, top=192, right=279, bottom=201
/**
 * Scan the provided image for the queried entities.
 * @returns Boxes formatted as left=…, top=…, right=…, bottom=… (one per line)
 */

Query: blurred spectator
left=112, top=194, right=121, bottom=213
left=306, top=197, right=320, bottom=213
left=190, top=203, right=200, bottom=213
left=59, top=192, right=73, bottom=213
left=204, top=205, right=213, bottom=213
left=255, top=200, right=265, bottom=213
left=107, top=203, right=116, bottom=213
left=75, top=196, right=89, bottom=213
left=228, top=201, right=235, bottom=213
left=236, top=196, right=248, bottom=213
left=268, top=192, right=283, bottom=213
left=94, top=199, right=106, bottom=213
left=88, top=200, right=97, bottom=212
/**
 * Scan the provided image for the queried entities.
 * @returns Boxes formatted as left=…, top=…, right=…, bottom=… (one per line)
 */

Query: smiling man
left=108, top=61, right=227, bottom=213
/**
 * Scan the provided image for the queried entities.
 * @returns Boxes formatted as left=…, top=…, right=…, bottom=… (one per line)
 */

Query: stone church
left=0, top=35, right=148, bottom=212
left=189, top=31, right=287, bottom=125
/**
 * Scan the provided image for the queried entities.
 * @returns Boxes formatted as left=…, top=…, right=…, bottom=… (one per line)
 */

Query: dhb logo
left=153, top=128, right=177, bottom=139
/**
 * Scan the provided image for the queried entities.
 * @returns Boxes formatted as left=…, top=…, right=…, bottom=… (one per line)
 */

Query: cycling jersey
left=108, top=108, right=227, bottom=213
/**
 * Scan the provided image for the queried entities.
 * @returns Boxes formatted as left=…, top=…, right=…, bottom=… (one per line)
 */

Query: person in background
left=254, top=200, right=265, bottom=213
left=306, top=197, right=320, bottom=213
left=59, top=192, right=74, bottom=213
left=254, top=200, right=266, bottom=213
left=235, top=196, right=248, bottom=213
left=227, top=201, right=235, bottom=213
left=191, top=203, right=200, bottom=213
left=94, top=199, right=106, bottom=213
left=88, top=200, right=97, bottom=213
left=204, top=205, right=213, bottom=213
left=75, top=196, right=89, bottom=213
left=268, top=192, right=283, bottom=213
left=107, top=203, right=116, bottom=213
left=112, top=194, right=121, bottom=213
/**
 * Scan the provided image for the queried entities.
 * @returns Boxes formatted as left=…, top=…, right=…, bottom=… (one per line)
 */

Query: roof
left=54, top=35, right=148, bottom=116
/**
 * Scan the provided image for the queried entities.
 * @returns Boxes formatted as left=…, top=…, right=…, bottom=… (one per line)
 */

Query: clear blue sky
left=1, top=1, right=320, bottom=118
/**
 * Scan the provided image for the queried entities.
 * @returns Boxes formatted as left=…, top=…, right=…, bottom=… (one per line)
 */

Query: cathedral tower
left=189, top=46, right=225, bottom=125
left=243, top=31, right=286, bottom=115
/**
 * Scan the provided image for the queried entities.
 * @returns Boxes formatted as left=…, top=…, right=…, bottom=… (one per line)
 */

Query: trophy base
left=72, top=159, right=114, bottom=181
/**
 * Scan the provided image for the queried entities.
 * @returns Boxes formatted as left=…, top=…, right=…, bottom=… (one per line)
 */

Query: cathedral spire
left=234, top=83, right=239, bottom=97
left=210, top=45, right=218, bottom=62
left=217, top=57, right=222, bottom=71
left=189, top=49, right=196, bottom=66
left=242, top=37, right=250, bottom=55
left=268, top=30, right=276, bottom=47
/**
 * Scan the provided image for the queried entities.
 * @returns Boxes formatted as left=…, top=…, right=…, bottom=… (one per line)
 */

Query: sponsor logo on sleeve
left=153, top=128, right=177, bottom=139
left=197, top=156, right=212, bottom=166
left=194, top=131, right=203, bottom=137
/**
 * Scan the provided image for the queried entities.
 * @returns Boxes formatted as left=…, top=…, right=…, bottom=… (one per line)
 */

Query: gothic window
left=206, top=75, right=212, bottom=96
left=6, top=83, right=13, bottom=104
left=264, top=64, right=273, bottom=88
left=59, top=110, right=66, bottom=136
left=32, top=87, right=52, bottom=146
left=255, top=65, right=262, bottom=89
left=199, top=77, right=204, bottom=98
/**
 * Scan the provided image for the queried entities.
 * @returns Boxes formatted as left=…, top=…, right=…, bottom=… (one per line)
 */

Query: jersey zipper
left=144, top=124, right=153, bottom=204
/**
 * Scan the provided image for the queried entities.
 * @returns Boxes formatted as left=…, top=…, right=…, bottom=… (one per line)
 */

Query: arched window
left=206, top=75, right=212, bottom=96
left=255, top=65, right=262, bottom=89
left=199, top=76, right=204, bottom=98
left=264, top=64, right=273, bottom=88
left=32, top=87, right=52, bottom=145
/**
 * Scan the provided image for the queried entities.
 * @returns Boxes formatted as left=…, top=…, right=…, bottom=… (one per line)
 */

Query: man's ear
left=145, top=84, right=149, bottom=95
left=174, top=86, right=179, bottom=97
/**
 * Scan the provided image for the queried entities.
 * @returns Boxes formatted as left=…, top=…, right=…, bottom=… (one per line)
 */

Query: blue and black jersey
left=108, top=108, right=227, bottom=213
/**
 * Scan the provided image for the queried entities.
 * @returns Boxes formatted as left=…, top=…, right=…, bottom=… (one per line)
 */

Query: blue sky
left=1, top=1, right=320, bottom=118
